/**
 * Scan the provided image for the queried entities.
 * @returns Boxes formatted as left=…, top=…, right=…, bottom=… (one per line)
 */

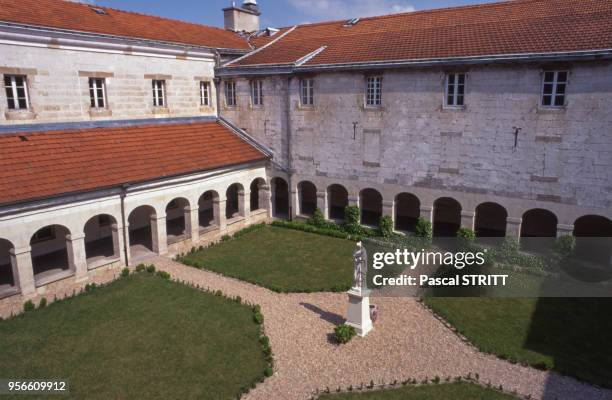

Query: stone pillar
left=185, top=206, right=200, bottom=242
left=10, top=246, right=35, bottom=295
left=419, top=206, right=434, bottom=224
left=382, top=200, right=394, bottom=217
left=151, top=215, right=168, bottom=255
left=123, top=223, right=131, bottom=266
left=241, top=190, right=250, bottom=220
left=348, top=196, right=359, bottom=207
left=111, top=224, right=126, bottom=265
left=215, top=199, right=227, bottom=231
left=290, top=189, right=298, bottom=219
left=461, top=210, right=476, bottom=231
left=557, top=224, right=574, bottom=238
left=506, top=217, right=522, bottom=239
left=316, top=191, right=328, bottom=219
left=66, top=234, right=88, bottom=282
left=260, top=184, right=271, bottom=216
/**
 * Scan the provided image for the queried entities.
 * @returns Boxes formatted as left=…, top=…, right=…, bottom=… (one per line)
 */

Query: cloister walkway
left=149, top=255, right=612, bottom=400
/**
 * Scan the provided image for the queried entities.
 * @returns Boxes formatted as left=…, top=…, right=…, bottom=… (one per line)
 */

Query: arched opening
left=198, top=191, right=219, bottom=230
left=250, top=178, right=266, bottom=212
left=298, top=181, right=317, bottom=216
left=573, top=215, right=612, bottom=266
left=30, top=225, right=72, bottom=285
left=271, top=177, right=289, bottom=218
left=0, top=238, right=16, bottom=294
left=128, top=205, right=156, bottom=258
left=395, top=193, right=420, bottom=233
left=475, top=202, right=508, bottom=238
left=226, top=183, right=244, bottom=220
left=328, top=184, right=348, bottom=221
left=521, top=208, right=558, bottom=253
left=166, top=198, right=191, bottom=245
left=360, top=188, right=382, bottom=226
left=433, top=197, right=461, bottom=237
left=84, top=214, right=119, bottom=268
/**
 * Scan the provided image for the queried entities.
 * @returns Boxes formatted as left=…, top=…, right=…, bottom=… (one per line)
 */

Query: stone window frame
left=540, top=69, right=569, bottom=109
left=151, top=79, right=166, bottom=107
left=250, top=79, right=264, bottom=108
left=88, top=77, right=107, bottom=109
left=444, top=72, right=467, bottom=109
left=364, top=75, right=383, bottom=108
left=224, top=80, right=237, bottom=108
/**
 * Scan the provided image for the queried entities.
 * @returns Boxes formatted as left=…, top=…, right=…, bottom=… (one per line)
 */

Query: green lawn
left=180, top=225, right=355, bottom=292
left=423, top=297, right=612, bottom=388
left=319, top=382, right=516, bottom=399
left=0, top=273, right=268, bottom=399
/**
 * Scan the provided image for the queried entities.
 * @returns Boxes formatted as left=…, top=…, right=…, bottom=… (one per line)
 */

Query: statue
left=352, top=241, right=367, bottom=291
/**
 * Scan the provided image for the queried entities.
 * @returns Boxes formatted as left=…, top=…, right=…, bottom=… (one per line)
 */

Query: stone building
left=0, top=0, right=611, bottom=310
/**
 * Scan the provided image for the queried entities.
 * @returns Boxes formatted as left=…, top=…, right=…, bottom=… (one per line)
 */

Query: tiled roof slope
left=0, top=121, right=267, bottom=206
left=0, top=0, right=250, bottom=50
left=229, top=0, right=612, bottom=67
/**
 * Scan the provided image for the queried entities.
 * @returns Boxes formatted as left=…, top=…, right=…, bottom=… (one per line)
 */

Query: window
left=225, top=81, right=236, bottom=107
left=300, top=78, right=314, bottom=106
left=445, top=73, right=465, bottom=107
left=250, top=80, right=263, bottom=106
left=152, top=80, right=165, bottom=107
left=365, top=76, right=382, bottom=107
left=541, top=71, right=568, bottom=107
left=199, top=81, right=210, bottom=106
left=4, top=75, right=29, bottom=110
left=89, top=78, right=106, bottom=109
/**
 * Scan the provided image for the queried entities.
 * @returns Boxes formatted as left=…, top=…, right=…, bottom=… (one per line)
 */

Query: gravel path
left=150, top=256, right=612, bottom=400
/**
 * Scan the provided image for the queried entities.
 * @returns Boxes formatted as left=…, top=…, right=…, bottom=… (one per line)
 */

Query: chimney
left=223, top=0, right=261, bottom=33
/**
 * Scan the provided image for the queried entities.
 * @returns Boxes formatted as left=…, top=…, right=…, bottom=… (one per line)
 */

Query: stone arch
left=30, top=224, right=72, bottom=285
left=226, top=183, right=245, bottom=219
left=298, top=181, right=317, bottom=217
left=328, top=184, right=348, bottom=221
left=395, top=192, right=420, bottom=233
left=250, top=178, right=266, bottom=212
left=128, top=205, right=156, bottom=257
left=521, top=209, right=558, bottom=237
left=0, top=238, right=16, bottom=293
left=166, top=197, right=191, bottom=245
left=271, top=177, right=289, bottom=218
left=198, top=190, right=219, bottom=229
left=433, top=197, right=461, bottom=237
left=573, top=215, right=612, bottom=265
left=84, top=214, right=119, bottom=267
left=360, top=188, right=382, bottom=226
left=475, top=202, right=508, bottom=238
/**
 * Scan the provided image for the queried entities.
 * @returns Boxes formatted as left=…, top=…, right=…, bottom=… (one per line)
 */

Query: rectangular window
left=152, top=80, right=165, bottom=107
left=225, top=81, right=236, bottom=107
left=200, top=81, right=210, bottom=106
left=445, top=73, right=465, bottom=107
left=4, top=75, right=29, bottom=110
left=88, top=77, right=106, bottom=109
left=541, top=71, right=568, bottom=107
left=300, top=78, right=314, bottom=106
left=250, top=80, right=263, bottom=106
left=365, top=76, right=382, bottom=107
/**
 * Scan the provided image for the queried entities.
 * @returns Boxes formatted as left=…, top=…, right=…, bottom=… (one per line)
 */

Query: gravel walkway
left=150, top=256, right=612, bottom=400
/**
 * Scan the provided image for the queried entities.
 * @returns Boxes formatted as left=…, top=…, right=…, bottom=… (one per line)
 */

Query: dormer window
left=4, top=75, right=29, bottom=110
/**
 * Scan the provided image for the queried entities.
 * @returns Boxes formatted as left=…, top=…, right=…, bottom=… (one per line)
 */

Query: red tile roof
left=0, top=0, right=250, bottom=50
left=229, top=0, right=612, bottom=67
left=0, top=121, right=268, bottom=205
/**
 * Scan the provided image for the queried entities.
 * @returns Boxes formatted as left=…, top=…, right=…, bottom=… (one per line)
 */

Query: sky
left=93, top=0, right=503, bottom=28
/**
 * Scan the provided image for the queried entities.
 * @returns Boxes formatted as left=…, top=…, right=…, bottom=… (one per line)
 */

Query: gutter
left=120, top=184, right=130, bottom=266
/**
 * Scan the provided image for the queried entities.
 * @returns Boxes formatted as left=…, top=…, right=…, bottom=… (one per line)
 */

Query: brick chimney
left=223, top=0, right=261, bottom=33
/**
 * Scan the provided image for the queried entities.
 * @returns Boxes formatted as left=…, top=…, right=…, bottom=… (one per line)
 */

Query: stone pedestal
left=346, top=288, right=373, bottom=337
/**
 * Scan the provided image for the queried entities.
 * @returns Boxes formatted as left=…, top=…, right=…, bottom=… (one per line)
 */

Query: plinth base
left=346, top=288, right=373, bottom=337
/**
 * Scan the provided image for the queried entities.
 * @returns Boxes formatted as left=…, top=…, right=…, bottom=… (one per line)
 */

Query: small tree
left=309, top=208, right=326, bottom=228
left=344, top=206, right=361, bottom=234
left=334, top=324, right=356, bottom=344
left=379, top=215, right=393, bottom=237
left=415, top=217, right=433, bottom=240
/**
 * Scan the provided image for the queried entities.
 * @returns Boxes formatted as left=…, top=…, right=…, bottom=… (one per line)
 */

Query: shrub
left=415, top=217, right=433, bottom=240
left=156, top=271, right=171, bottom=280
left=84, top=283, right=97, bottom=292
left=146, top=264, right=156, bottom=273
left=334, top=324, right=356, bottom=344
left=253, top=311, right=264, bottom=325
left=344, top=206, right=361, bottom=234
left=121, top=268, right=130, bottom=277
left=23, top=300, right=35, bottom=312
left=38, top=297, right=47, bottom=309
left=221, top=234, right=231, bottom=242
left=379, top=215, right=394, bottom=237
left=264, top=367, right=273, bottom=377
left=309, top=208, right=326, bottom=228
left=259, top=336, right=270, bottom=347
left=554, top=235, right=576, bottom=259
left=457, top=227, right=476, bottom=240
left=135, top=264, right=146, bottom=273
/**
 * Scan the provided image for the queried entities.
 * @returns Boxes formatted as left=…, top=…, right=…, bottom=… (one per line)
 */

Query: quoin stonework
left=0, top=0, right=611, bottom=314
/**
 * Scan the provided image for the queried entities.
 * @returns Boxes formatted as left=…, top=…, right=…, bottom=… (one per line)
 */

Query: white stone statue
left=352, top=241, right=367, bottom=291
